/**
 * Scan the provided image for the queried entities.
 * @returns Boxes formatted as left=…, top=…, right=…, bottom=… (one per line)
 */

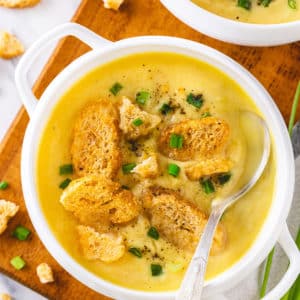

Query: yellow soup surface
left=36, top=52, right=275, bottom=292
left=192, top=0, right=300, bottom=24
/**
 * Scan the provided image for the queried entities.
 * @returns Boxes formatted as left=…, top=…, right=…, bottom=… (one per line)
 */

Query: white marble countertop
left=0, top=1, right=299, bottom=299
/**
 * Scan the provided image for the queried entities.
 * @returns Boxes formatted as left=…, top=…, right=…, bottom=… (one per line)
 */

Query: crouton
left=185, top=158, right=231, bottom=181
left=102, top=0, right=124, bottom=10
left=119, top=97, right=161, bottom=140
left=0, top=294, right=11, bottom=300
left=0, top=31, right=24, bottom=59
left=71, top=100, right=122, bottom=179
left=131, top=155, right=159, bottom=178
left=0, top=0, right=39, bottom=8
left=77, top=225, right=125, bottom=262
left=36, top=263, right=54, bottom=284
left=0, top=200, right=19, bottom=235
left=143, top=187, right=226, bottom=255
left=60, top=175, right=140, bottom=228
left=158, top=117, right=230, bottom=161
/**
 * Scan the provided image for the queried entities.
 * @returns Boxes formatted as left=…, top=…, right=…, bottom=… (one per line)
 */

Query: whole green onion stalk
left=260, top=81, right=300, bottom=299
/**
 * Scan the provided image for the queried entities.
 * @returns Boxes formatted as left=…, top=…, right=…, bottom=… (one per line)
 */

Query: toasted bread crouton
left=0, top=294, right=11, bottom=300
left=0, top=200, right=19, bottom=235
left=102, top=0, right=124, bottom=10
left=60, top=176, right=140, bottom=228
left=131, top=155, right=159, bottom=178
left=0, top=0, right=39, bottom=8
left=77, top=225, right=125, bottom=262
left=119, top=97, right=161, bottom=140
left=144, top=187, right=226, bottom=255
left=36, top=263, right=54, bottom=284
left=0, top=31, right=24, bottom=59
left=71, top=100, right=122, bottom=179
left=185, top=158, right=231, bottom=181
left=158, top=117, right=230, bottom=161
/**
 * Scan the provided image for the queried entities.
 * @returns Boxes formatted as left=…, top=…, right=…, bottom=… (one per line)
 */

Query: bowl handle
left=261, top=222, right=300, bottom=300
left=15, top=22, right=111, bottom=118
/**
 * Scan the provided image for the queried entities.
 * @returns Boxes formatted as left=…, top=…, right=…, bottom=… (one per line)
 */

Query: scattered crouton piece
left=0, top=0, right=39, bottom=8
left=158, top=117, right=230, bottom=161
left=119, top=97, right=161, bottom=140
left=0, top=294, right=11, bottom=300
left=77, top=225, right=125, bottom=262
left=102, top=0, right=124, bottom=10
left=185, top=158, right=231, bottom=181
left=36, top=263, right=54, bottom=284
left=0, top=200, right=19, bottom=235
left=131, top=155, right=159, bottom=178
left=143, top=187, right=226, bottom=255
left=60, top=175, right=140, bottom=229
left=71, top=100, right=122, bottom=179
left=0, top=31, right=24, bottom=59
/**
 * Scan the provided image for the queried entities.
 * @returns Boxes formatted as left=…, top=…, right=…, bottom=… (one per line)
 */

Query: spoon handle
left=176, top=206, right=224, bottom=300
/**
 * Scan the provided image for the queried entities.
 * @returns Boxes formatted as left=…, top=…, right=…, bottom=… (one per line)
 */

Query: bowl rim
left=20, top=36, right=295, bottom=299
left=160, top=0, right=300, bottom=46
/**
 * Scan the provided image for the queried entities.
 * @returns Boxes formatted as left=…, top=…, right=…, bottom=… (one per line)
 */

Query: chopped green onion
left=59, top=178, right=72, bottom=189
left=128, top=247, right=142, bottom=258
left=168, top=164, right=180, bottom=177
left=132, top=118, right=143, bottom=126
left=201, top=112, right=211, bottom=118
left=169, top=133, right=183, bottom=149
left=10, top=256, right=26, bottom=270
left=187, top=93, right=204, bottom=109
left=237, top=0, right=251, bottom=9
left=59, top=164, right=73, bottom=175
left=136, top=91, right=150, bottom=105
left=218, top=173, right=232, bottom=185
left=259, top=0, right=272, bottom=7
left=110, top=82, right=123, bottom=95
left=159, top=103, right=172, bottom=115
left=0, top=181, right=8, bottom=190
left=151, top=264, right=163, bottom=276
left=122, top=163, right=136, bottom=174
left=147, top=227, right=159, bottom=240
left=12, top=226, right=31, bottom=241
left=201, top=179, right=215, bottom=194
left=288, top=0, right=297, bottom=9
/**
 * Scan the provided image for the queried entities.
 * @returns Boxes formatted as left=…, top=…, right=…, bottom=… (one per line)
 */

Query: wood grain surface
left=0, top=0, right=299, bottom=299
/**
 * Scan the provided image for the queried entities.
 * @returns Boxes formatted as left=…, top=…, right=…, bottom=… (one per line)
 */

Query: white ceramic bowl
left=160, top=0, right=300, bottom=46
left=16, top=23, right=300, bottom=300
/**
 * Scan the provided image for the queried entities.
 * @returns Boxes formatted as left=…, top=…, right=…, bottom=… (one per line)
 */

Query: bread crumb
left=36, top=263, right=54, bottom=284
left=102, top=0, right=124, bottom=10
left=77, top=225, right=125, bottom=262
left=0, top=294, right=11, bottom=300
left=0, top=200, right=19, bottom=235
left=0, top=31, right=24, bottom=59
left=0, top=0, right=40, bottom=8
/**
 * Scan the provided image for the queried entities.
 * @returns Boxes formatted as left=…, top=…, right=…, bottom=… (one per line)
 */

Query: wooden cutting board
left=0, top=0, right=299, bottom=299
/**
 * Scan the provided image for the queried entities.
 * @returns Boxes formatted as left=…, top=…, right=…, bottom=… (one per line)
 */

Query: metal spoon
left=176, top=111, right=271, bottom=300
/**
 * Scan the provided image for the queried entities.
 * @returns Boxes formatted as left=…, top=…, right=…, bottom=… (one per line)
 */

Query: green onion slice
left=169, top=133, right=183, bottom=149
left=128, top=247, right=142, bottom=258
left=160, top=103, right=172, bottom=115
left=218, top=173, right=232, bottom=185
left=0, top=181, right=8, bottom=190
left=122, top=163, right=136, bottom=174
left=151, top=264, right=163, bottom=276
left=132, top=118, right=143, bottom=126
left=168, top=164, right=180, bottom=177
left=187, top=93, right=204, bottom=109
left=10, top=256, right=26, bottom=270
left=59, top=178, right=72, bottom=189
left=59, top=164, right=73, bottom=175
left=201, top=179, right=215, bottom=194
left=136, top=91, right=150, bottom=105
left=13, top=225, right=31, bottom=241
left=288, top=0, right=297, bottom=9
left=201, top=112, right=211, bottom=118
left=110, top=82, right=123, bottom=95
left=147, top=227, right=159, bottom=240
left=237, top=0, right=251, bottom=9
